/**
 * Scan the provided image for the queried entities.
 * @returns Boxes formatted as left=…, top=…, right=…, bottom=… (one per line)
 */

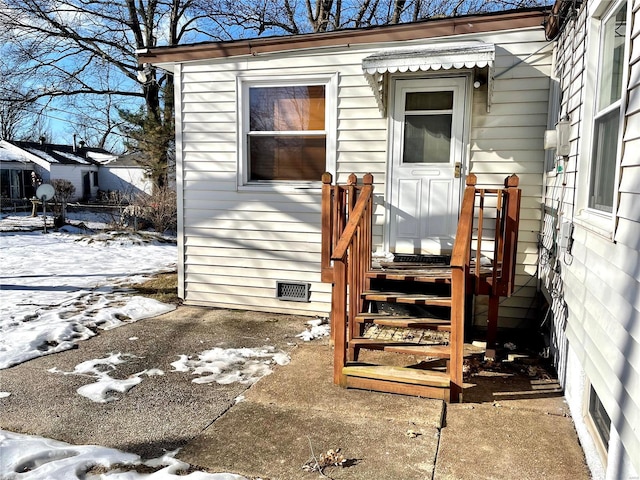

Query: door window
left=402, top=91, right=454, bottom=164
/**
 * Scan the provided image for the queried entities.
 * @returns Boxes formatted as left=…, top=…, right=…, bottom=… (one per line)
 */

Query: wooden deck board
left=362, top=291, right=452, bottom=307
left=355, top=313, right=451, bottom=331
left=343, top=364, right=450, bottom=387
left=384, top=344, right=451, bottom=358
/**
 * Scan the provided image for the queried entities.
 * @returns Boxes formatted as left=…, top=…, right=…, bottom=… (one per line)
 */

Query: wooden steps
left=341, top=264, right=457, bottom=399
left=384, top=344, right=452, bottom=357
left=367, top=268, right=453, bottom=283
left=323, top=173, right=522, bottom=403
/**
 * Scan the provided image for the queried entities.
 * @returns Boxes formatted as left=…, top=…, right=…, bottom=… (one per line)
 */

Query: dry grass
left=130, top=272, right=181, bottom=305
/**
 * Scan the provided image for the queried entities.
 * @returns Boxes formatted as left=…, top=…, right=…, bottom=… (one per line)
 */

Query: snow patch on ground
left=0, top=225, right=176, bottom=370
left=171, top=346, right=290, bottom=385
left=0, top=430, right=248, bottom=480
left=48, top=353, right=166, bottom=403
left=296, top=318, right=330, bottom=341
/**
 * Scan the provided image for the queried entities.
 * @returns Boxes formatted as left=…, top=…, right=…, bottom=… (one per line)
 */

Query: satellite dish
left=36, top=183, right=56, bottom=202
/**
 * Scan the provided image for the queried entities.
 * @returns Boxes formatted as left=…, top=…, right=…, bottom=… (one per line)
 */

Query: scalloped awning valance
left=362, top=41, right=495, bottom=114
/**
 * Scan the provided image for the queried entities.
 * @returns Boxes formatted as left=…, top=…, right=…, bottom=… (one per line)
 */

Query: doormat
left=392, top=254, right=451, bottom=265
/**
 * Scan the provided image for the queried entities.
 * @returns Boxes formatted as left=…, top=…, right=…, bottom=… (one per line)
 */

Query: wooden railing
left=321, top=172, right=374, bottom=385
left=321, top=172, right=521, bottom=400
left=449, top=175, right=478, bottom=401
left=472, top=174, right=522, bottom=353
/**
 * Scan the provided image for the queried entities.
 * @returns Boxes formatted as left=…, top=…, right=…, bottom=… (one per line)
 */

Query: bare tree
left=211, top=0, right=548, bottom=35
left=0, top=70, right=39, bottom=141
left=1, top=0, right=548, bottom=186
left=0, top=0, right=226, bottom=185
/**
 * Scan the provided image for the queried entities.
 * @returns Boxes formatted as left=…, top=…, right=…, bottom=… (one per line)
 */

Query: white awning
left=362, top=41, right=495, bottom=114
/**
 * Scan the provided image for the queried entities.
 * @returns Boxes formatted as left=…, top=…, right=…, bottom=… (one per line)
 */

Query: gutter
left=138, top=8, right=547, bottom=65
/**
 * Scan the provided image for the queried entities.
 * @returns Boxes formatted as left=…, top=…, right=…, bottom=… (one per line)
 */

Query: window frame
left=237, top=74, right=337, bottom=191
left=575, top=0, right=630, bottom=237
left=584, top=383, right=611, bottom=464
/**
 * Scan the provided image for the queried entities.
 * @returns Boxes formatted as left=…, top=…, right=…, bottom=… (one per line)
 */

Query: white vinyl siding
left=470, top=30, right=552, bottom=329
left=542, top=0, right=640, bottom=477
left=175, top=27, right=550, bottom=320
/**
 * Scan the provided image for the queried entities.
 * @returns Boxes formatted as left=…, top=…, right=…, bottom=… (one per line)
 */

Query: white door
left=387, top=76, right=468, bottom=254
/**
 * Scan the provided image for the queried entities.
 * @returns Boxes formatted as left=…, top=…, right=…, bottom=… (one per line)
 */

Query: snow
left=0, top=430, right=248, bottom=480
left=0, top=212, right=309, bottom=480
left=0, top=214, right=177, bottom=369
left=296, top=318, right=330, bottom=341
left=47, top=346, right=291, bottom=403
left=170, top=346, right=290, bottom=385
left=25, top=147, right=59, bottom=163
left=53, top=149, right=91, bottom=164
left=48, top=353, right=165, bottom=403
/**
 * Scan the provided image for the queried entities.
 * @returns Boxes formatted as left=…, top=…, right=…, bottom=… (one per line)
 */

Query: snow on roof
left=24, top=147, right=60, bottom=163
left=0, top=142, right=30, bottom=163
left=10, top=141, right=113, bottom=166
left=87, top=151, right=118, bottom=164
left=53, top=149, right=91, bottom=164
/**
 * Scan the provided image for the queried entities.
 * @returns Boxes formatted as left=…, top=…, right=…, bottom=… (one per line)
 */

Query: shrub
left=129, top=187, right=177, bottom=233
left=51, top=179, right=76, bottom=224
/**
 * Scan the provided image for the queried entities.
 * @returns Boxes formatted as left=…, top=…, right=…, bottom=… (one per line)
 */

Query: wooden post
left=450, top=266, right=466, bottom=403
left=485, top=293, right=500, bottom=360
left=321, top=172, right=334, bottom=284
left=333, top=259, right=348, bottom=386
left=499, top=174, right=521, bottom=297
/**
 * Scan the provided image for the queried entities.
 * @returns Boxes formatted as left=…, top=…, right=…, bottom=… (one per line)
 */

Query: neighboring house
left=0, top=140, right=110, bottom=201
left=140, top=8, right=552, bottom=320
left=98, top=153, right=153, bottom=199
left=541, top=0, right=640, bottom=478
left=0, top=141, right=36, bottom=200
left=0, top=140, right=150, bottom=203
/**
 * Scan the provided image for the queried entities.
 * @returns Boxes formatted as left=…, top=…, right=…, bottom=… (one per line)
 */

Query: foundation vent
left=276, top=281, right=311, bottom=302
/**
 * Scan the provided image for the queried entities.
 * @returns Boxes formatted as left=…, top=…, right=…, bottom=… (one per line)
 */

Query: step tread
left=362, top=291, right=452, bottom=306
left=349, top=338, right=420, bottom=347
left=366, top=269, right=452, bottom=283
left=384, top=344, right=451, bottom=357
left=350, top=338, right=484, bottom=358
left=342, top=364, right=450, bottom=387
left=355, top=313, right=451, bottom=330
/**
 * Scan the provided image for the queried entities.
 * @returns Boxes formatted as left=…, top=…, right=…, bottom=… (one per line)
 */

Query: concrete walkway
left=0, top=306, right=591, bottom=479
left=180, top=343, right=590, bottom=480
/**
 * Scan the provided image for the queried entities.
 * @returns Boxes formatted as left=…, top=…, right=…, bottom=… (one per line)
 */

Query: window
left=589, top=2, right=627, bottom=213
left=588, top=385, right=611, bottom=450
left=240, top=76, right=336, bottom=186
left=92, top=171, right=99, bottom=188
left=402, top=91, right=453, bottom=164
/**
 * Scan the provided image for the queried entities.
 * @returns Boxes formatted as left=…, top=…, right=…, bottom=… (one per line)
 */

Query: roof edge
left=139, top=7, right=548, bottom=65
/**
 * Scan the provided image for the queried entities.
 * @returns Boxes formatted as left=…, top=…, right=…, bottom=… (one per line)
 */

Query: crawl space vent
left=276, top=281, right=311, bottom=302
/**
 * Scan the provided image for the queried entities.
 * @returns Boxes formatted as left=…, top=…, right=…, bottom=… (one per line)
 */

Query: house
left=98, top=153, right=153, bottom=199
left=0, top=141, right=36, bottom=201
left=0, top=140, right=151, bottom=203
left=139, top=7, right=552, bottom=326
left=540, top=0, right=640, bottom=478
left=0, top=139, right=112, bottom=201
left=140, top=4, right=640, bottom=475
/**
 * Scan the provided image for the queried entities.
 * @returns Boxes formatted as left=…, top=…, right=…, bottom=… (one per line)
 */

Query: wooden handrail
left=449, top=173, right=477, bottom=402
left=331, top=183, right=374, bottom=261
left=320, top=172, right=374, bottom=386
left=451, top=174, right=477, bottom=269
